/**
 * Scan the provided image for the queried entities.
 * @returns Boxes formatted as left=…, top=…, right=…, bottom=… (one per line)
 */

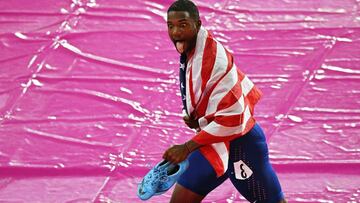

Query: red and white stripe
left=185, top=27, right=262, bottom=177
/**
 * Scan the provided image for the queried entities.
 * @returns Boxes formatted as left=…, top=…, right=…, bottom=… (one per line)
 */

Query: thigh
left=228, top=123, right=284, bottom=203
left=176, top=150, right=228, bottom=196
left=170, top=184, right=204, bottom=203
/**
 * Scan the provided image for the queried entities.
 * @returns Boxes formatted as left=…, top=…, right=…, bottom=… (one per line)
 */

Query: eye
left=167, top=24, right=174, bottom=29
left=180, top=23, right=187, bottom=28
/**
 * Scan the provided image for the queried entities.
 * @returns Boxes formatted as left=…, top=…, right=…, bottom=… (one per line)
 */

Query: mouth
left=174, top=40, right=186, bottom=54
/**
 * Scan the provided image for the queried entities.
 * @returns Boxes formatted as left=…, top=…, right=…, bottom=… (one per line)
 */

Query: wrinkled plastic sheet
left=0, top=0, right=359, bottom=202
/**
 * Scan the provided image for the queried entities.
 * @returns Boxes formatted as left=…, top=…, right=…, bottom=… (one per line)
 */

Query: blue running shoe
left=155, top=159, right=189, bottom=195
left=137, top=159, right=189, bottom=200
left=137, top=160, right=170, bottom=200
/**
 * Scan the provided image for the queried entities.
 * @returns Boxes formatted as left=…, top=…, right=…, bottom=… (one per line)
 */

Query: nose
left=171, top=26, right=182, bottom=38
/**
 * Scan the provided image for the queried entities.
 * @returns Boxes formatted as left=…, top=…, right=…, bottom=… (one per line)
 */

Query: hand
left=162, top=144, right=190, bottom=164
left=183, top=114, right=199, bottom=129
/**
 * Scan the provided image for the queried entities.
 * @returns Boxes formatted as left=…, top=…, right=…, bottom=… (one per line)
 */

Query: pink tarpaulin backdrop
left=0, top=0, right=359, bottom=202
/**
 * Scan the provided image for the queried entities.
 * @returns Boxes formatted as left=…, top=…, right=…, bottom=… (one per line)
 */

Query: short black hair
left=167, top=0, right=200, bottom=21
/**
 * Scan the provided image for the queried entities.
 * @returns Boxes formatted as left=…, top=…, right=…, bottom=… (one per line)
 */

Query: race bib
left=233, top=160, right=253, bottom=180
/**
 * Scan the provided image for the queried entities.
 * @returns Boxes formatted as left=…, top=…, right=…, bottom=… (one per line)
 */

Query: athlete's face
left=167, top=11, right=201, bottom=55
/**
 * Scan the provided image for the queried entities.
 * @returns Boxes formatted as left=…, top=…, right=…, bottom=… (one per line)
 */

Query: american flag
left=180, top=26, right=262, bottom=177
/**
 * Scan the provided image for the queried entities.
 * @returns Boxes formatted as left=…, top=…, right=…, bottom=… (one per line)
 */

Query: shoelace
left=144, top=166, right=168, bottom=188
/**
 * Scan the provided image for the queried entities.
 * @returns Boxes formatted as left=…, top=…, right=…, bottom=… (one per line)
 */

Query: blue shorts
left=177, top=123, right=284, bottom=202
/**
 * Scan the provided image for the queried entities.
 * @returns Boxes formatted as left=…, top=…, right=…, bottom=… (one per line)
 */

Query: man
left=163, top=0, right=287, bottom=202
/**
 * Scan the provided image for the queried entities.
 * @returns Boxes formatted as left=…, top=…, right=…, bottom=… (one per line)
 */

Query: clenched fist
left=183, top=114, right=199, bottom=130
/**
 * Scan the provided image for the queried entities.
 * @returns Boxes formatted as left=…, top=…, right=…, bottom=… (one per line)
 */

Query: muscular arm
left=162, top=140, right=202, bottom=164
left=185, top=140, right=202, bottom=152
